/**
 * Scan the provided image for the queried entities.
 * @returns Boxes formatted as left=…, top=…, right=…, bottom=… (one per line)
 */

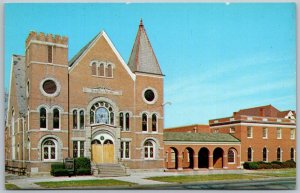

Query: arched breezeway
left=166, top=147, right=179, bottom=169
left=213, top=147, right=224, bottom=169
left=183, top=147, right=194, bottom=169
left=198, top=147, right=209, bottom=169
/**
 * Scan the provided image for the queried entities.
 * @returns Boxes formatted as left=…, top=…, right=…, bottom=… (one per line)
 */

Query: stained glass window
left=53, top=108, right=59, bottom=129
left=40, top=108, right=46, bottom=128
left=152, top=114, right=157, bottom=132
left=142, top=113, right=147, bottom=132
left=228, top=149, right=235, bottom=163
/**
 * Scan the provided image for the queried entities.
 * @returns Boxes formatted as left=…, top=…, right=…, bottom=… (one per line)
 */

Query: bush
left=76, top=168, right=91, bottom=175
left=248, top=162, right=259, bottom=169
left=50, top=163, right=65, bottom=175
left=271, top=163, right=281, bottom=169
left=74, top=157, right=91, bottom=175
left=282, top=160, right=296, bottom=168
left=52, top=168, right=69, bottom=177
left=271, top=161, right=283, bottom=166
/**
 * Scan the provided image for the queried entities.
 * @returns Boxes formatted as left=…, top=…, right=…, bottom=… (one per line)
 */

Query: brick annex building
left=5, top=20, right=165, bottom=175
left=5, top=21, right=296, bottom=176
left=164, top=105, right=296, bottom=171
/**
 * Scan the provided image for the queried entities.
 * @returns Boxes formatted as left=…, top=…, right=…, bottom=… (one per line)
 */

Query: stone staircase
left=92, top=163, right=128, bottom=177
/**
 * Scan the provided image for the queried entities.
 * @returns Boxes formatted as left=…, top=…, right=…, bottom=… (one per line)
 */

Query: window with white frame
left=263, top=147, right=267, bottom=162
left=228, top=149, right=235, bottom=163
left=276, top=128, right=282, bottom=139
left=290, top=129, right=295, bottom=139
left=42, top=139, right=56, bottom=161
left=277, top=147, right=282, bottom=161
left=120, top=141, right=130, bottom=159
left=53, top=108, right=60, bottom=129
left=79, top=110, right=84, bottom=129
left=144, top=140, right=155, bottom=159
left=119, top=112, right=130, bottom=131
left=73, top=141, right=84, bottom=158
left=90, top=102, right=114, bottom=125
left=247, top=127, right=252, bottom=138
left=262, top=128, right=268, bottom=139
left=40, top=107, right=47, bottom=129
left=142, top=113, right=148, bottom=132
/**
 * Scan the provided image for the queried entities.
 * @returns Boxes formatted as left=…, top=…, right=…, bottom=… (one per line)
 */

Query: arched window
left=152, top=114, right=157, bottom=132
left=277, top=148, right=281, bottom=161
left=53, top=108, right=59, bottom=129
left=99, top=63, right=105, bottom=77
left=73, top=110, right=77, bottom=129
left=142, top=113, right=148, bottom=132
left=106, top=64, right=113, bottom=77
left=144, top=140, right=155, bottom=159
left=42, top=139, right=56, bottom=161
left=125, top=113, right=130, bottom=131
left=290, top=148, right=295, bottom=161
left=80, top=110, right=84, bottom=129
left=119, top=113, right=124, bottom=130
left=90, top=101, right=114, bottom=125
left=247, top=147, right=252, bottom=162
left=91, top=62, right=96, bottom=75
left=228, top=149, right=235, bottom=163
left=263, top=147, right=267, bottom=162
left=40, top=107, right=47, bottom=129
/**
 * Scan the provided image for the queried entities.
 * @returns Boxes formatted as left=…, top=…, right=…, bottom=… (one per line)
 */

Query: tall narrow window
left=144, top=140, right=154, bottom=159
left=73, top=110, right=77, bottom=129
left=228, top=149, right=235, bottom=163
left=263, top=147, right=267, bottom=162
left=120, top=141, right=130, bottom=159
left=277, top=128, right=282, bottom=139
left=119, top=113, right=124, bottom=130
left=142, top=113, right=148, bottom=132
left=110, top=112, right=114, bottom=125
left=40, top=107, right=47, bottom=129
left=90, top=111, right=94, bottom=124
left=91, top=62, right=96, bottom=75
left=290, top=148, right=295, bottom=161
left=290, top=129, right=295, bottom=139
left=79, top=110, right=84, bottom=129
left=53, top=108, right=59, bottom=129
left=247, top=127, right=252, bottom=138
left=47, top=46, right=53, bottom=63
left=99, top=63, right=105, bottom=77
left=125, top=113, right=130, bottom=131
left=247, top=147, right=252, bottom=161
left=262, top=128, right=268, bottom=138
left=107, top=64, right=112, bottom=77
left=73, top=141, right=85, bottom=158
left=152, top=114, right=157, bottom=132
left=277, top=148, right=281, bottom=161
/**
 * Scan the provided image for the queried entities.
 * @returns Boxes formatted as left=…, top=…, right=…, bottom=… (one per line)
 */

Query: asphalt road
left=142, top=178, right=296, bottom=190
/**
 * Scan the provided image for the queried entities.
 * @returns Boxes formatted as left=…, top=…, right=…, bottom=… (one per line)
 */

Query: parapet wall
left=26, top=31, right=68, bottom=46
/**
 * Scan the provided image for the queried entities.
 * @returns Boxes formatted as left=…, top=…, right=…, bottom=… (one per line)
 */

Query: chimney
left=260, top=108, right=265, bottom=117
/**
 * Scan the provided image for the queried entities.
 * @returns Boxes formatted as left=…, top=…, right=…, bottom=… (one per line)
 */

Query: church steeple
left=128, top=19, right=163, bottom=75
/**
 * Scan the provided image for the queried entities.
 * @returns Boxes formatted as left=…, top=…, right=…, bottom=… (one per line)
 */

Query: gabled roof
left=236, top=104, right=280, bottom=117
left=128, top=19, right=163, bottom=75
left=12, top=55, right=27, bottom=116
left=164, top=132, right=240, bottom=143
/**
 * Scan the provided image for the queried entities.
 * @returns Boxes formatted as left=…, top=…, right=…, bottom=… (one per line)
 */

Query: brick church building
left=5, top=20, right=296, bottom=176
left=5, top=20, right=165, bottom=175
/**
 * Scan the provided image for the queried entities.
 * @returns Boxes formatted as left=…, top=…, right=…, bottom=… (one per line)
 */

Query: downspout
left=22, top=117, right=25, bottom=169
left=68, top=70, right=70, bottom=158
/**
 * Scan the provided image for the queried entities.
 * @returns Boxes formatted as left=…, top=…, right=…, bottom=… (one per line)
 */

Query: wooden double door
left=92, top=140, right=114, bottom=164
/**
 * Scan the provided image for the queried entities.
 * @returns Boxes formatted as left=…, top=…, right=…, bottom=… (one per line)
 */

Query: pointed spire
left=128, top=19, right=163, bottom=75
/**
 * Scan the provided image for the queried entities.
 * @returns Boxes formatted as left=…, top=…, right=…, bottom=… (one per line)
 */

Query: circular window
left=43, top=80, right=57, bottom=94
left=40, top=78, right=61, bottom=97
left=142, top=88, right=158, bottom=104
left=144, top=89, right=155, bottom=102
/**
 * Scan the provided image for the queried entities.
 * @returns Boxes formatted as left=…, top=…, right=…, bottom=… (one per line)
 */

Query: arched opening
left=228, top=148, right=236, bottom=164
left=213, top=147, right=224, bottom=169
left=198, top=147, right=209, bottom=168
left=183, top=147, right=194, bottom=169
left=167, top=147, right=178, bottom=169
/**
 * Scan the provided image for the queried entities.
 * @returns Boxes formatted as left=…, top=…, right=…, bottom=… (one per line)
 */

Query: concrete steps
left=92, top=163, right=128, bottom=177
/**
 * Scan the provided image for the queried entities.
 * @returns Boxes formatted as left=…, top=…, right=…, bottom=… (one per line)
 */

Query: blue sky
left=4, top=3, right=296, bottom=128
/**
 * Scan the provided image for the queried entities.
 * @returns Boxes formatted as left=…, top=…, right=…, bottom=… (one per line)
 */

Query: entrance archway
left=198, top=147, right=209, bottom=168
left=213, top=147, right=223, bottom=168
left=91, top=133, right=115, bottom=164
left=167, top=147, right=178, bottom=169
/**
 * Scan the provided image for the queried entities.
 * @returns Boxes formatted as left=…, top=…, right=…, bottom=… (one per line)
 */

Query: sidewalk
left=5, top=169, right=253, bottom=189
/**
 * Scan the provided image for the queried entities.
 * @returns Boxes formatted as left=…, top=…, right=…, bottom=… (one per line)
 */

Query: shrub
left=283, top=160, right=296, bottom=168
left=52, top=168, right=69, bottom=177
left=50, top=163, right=65, bottom=175
left=76, top=168, right=91, bottom=175
left=271, top=163, right=281, bottom=169
left=248, top=162, right=259, bottom=170
left=243, top=162, right=251, bottom=169
left=271, top=161, right=283, bottom=166
left=74, top=157, right=91, bottom=170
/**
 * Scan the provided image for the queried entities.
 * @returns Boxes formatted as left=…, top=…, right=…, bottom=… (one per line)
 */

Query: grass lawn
left=147, top=174, right=259, bottom=183
left=35, top=179, right=136, bottom=188
left=5, top=183, right=20, bottom=190
left=253, top=168, right=296, bottom=178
